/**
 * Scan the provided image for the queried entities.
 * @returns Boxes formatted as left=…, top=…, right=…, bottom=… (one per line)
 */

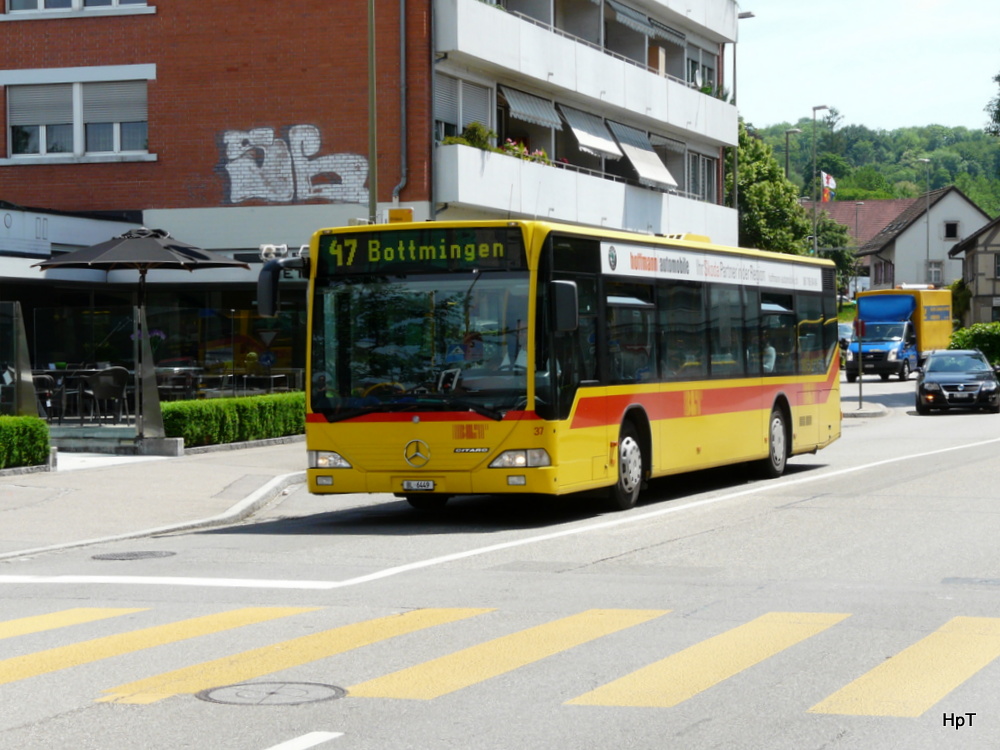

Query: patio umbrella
left=33, top=227, right=250, bottom=308
left=33, top=228, right=251, bottom=440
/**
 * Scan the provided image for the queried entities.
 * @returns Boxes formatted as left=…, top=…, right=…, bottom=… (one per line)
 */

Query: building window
left=434, top=74, right=490, bottom=141
left=873, top=259, right=894, bottom=287
left=927, top=260, right=943, bottom=286
left=686, top=152, right=717, bottom=203
left=944, top=221, right=960, bottom=240
left=7, top=80, right=147, bottom=157
left=8, top=0, right=145, bottom=9
left=992, top=307, right=1000, bottom=323
left=993, top=253, right=1000, bottom=279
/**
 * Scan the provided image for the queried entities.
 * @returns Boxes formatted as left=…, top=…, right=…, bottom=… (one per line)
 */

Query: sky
left=733, top=0, right=1000, bottom=132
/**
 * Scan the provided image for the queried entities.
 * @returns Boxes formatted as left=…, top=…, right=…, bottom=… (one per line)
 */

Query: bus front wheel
left=609, top=422, right=643, bottom=511
left=759, top=407, right=788, bottom=478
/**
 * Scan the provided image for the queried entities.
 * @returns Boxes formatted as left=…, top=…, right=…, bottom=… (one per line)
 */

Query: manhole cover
left=91, top=551, right=177, bottom=561
left=196, top=682, right=346, bottom=706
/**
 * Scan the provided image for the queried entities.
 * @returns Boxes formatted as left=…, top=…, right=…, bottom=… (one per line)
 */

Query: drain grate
left=91, top=551, right=177, bottom=561
left=196, top=682, right=346, bottom=706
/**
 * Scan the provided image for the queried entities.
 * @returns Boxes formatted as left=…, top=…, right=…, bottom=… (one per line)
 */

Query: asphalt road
left=2, top=374, right=1000, bottom=750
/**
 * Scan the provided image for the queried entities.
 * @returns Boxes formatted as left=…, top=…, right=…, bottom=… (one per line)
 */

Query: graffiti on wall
left=222, top=124, right=368, bottom=204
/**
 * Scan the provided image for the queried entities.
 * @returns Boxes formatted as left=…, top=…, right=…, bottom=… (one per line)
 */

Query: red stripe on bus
left=571, top=367, right=840, bottom=430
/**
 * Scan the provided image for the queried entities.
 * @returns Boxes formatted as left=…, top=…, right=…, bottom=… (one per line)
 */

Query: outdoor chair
left=82, top=366, right=130, bottom=424
left=32, top=373, right=59, bottom=422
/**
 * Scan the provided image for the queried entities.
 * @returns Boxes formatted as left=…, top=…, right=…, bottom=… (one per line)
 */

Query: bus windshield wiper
left=437, top=397, right=504, bottom=421
left=319, top=401, right=420, bottom=423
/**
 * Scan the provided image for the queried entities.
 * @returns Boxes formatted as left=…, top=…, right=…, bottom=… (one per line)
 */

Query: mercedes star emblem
left=404, top=439, right=431, bottom=468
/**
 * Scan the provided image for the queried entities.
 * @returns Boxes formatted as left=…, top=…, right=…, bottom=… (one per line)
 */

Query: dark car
left=915, top=349, right=1000, bottom=415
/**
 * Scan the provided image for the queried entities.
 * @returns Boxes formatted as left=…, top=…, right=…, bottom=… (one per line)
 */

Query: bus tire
left=608, top=422, right=643, bottom=511
left=759, top=407, right=788, bottom=478
left=405, top=494, right=449, bottom=511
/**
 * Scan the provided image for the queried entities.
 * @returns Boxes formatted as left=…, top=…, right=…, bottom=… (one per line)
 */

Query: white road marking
left=2, top=437, right=998, bottom=592
left=262, top=732, right=343, bottom=750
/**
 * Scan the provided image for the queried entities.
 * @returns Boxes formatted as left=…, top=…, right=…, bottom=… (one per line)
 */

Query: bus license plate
left=403, top=480, right=435, bottom=491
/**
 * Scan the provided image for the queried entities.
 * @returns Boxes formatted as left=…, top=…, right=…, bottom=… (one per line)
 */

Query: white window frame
left=926, top=260, right=943, bottom=286
left=4, top=0, right=152, bottom=17
left=1, top=65, right=156, bottom=165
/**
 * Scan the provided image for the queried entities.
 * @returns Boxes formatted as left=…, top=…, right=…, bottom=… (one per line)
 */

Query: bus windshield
left=311, top=272, right=530, bottom=421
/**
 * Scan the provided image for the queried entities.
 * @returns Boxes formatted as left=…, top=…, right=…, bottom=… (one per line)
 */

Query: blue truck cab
left=845, top=294, right=918, bottom=382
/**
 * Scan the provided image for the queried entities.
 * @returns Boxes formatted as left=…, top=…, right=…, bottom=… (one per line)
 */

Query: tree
left=986, top=71, right=1000, bottom=137
left=726, top=122, right=811, bottom=253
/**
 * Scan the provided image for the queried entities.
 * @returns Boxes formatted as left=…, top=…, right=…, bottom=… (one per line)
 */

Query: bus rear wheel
left=758, top=407, right=788, bottom=478
left=608, top=422, right=643, bottom=511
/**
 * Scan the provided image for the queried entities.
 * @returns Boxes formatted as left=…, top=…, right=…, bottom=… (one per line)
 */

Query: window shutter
left=434, top=74, right=459, bottom=126
left=460, top=80, right=489, bottom=129
left=82, top=80, right=147, bottom=123
left=8, top=84, right=73, bottom=126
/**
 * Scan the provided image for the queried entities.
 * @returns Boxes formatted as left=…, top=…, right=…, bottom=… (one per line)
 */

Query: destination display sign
left=316, top=227, right=527, bottom=276
left=601, top=241, right=824, bottom=293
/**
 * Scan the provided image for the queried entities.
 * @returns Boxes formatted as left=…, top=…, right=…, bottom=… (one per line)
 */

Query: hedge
left=0, top=416, right=50, bottom=469
left=161, top=392, right=305, bottom=447
left=949, top=323, right=1000, bottom=364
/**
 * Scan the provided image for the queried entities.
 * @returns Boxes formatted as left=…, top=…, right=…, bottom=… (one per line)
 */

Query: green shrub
left=0, top=416, right=50, bottom=469
left=949, top=322, right=1000, bottom=363
left=161, top=392, right=305, bottom=447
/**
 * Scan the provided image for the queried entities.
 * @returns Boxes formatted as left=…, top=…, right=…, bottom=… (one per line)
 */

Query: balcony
left=434, top=143, right=737, bottom=245
left=435, top=0, right=738, bottom=147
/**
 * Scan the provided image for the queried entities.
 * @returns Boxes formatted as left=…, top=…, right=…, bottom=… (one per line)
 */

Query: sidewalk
left=0, top=438, right=306, bottom=560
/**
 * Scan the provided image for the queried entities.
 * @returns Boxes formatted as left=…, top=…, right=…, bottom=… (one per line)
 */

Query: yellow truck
left=845, top=288, right=952, bottom=382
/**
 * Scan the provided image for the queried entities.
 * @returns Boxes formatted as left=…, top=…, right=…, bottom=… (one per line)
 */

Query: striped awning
left=498, top=86, right=562, bottom=129
left=649, top=18, right=685, bottom=47
left=650, top=134, right=686, bottom=154
left=607, top=121, right=679, bottom=189
left=606, top=0, right=655, bottom=36
left=557, top=105, right=622, bottom=160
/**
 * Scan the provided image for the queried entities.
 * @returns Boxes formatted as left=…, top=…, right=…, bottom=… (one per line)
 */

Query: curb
left=0, top=434, right=304, bottom=477
left=842, top=403, right=889, bottom=418
left=0, top=470, right=306, bottom=562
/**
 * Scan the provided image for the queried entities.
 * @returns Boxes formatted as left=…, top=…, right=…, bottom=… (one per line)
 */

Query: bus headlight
left=489, top=449, right=551, bottom=468
left=309, top=450, right=352, bottom=469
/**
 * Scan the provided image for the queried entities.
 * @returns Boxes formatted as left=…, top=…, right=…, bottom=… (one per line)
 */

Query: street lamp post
left=917, top=158, right=931, bottom=284
left=784, top=128, right=801, bottom=179
left=811, top=105, right=829, bottom=255
left=854, top=201, right=864, bottom=297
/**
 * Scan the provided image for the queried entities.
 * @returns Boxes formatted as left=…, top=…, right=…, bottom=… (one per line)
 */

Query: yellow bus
left=262, top=220, right=841, bottom=511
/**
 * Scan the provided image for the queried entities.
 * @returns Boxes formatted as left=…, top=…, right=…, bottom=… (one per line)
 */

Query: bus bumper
left=308, top=467, right=561, bottom=496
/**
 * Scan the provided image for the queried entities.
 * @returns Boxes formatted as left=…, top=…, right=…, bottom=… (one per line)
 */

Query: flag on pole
left=821, top=171, right=837, bottom=202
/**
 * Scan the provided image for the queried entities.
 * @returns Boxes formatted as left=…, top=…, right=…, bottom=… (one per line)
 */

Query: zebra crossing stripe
left=100, top=608, right=492, bottom=704
left=0, top=607, right=316, bottom=687
left=567, top=611, right=849, bottom=707
left=0, top=608, right=146, bottom=640
left=810, top=616, right=1000, bottom=717
left=348, top=609, right=669, bottom=700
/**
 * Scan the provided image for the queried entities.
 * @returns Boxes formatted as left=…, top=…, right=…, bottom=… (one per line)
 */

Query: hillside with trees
left=749, top=109, right=1000, bottom=218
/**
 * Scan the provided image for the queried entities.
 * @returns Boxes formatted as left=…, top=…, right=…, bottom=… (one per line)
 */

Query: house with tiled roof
left=948, top=213, right=1000, bottom=325
left=802, top=199, right=917, bottom=248
left=854, top=187, right=990, bottom=290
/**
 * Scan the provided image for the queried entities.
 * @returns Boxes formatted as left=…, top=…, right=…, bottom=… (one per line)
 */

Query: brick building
left=0, top=0, right=740, bottom=370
